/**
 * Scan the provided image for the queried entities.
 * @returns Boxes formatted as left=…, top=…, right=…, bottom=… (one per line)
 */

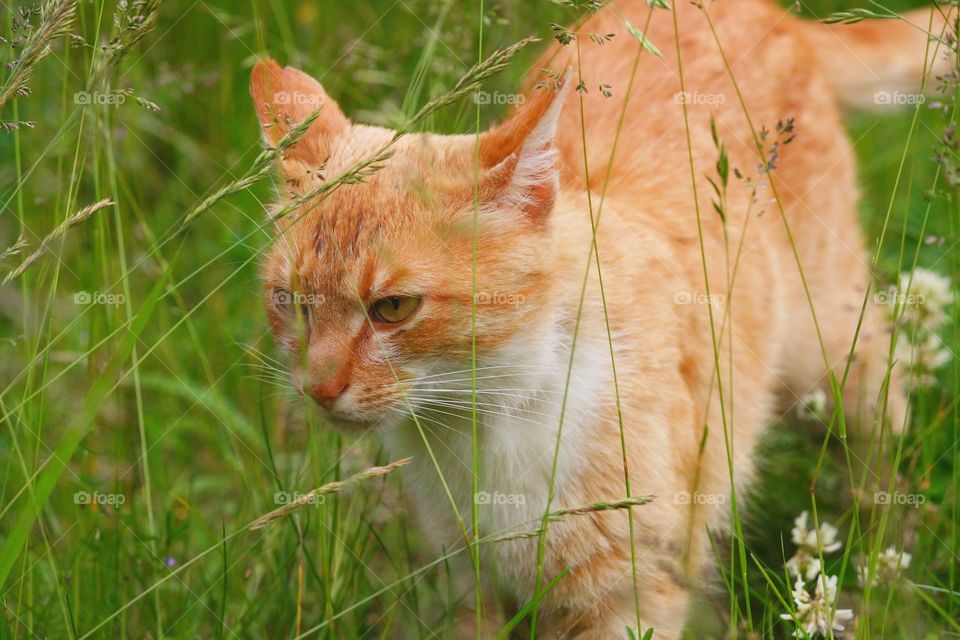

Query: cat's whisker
left=244, top=377, right=296, bottom=392
left=413, top=400, right=567, bottom=418
left=241, top=363, right=292, bottom=379
left=241, top=361, right=290, bottom=375
left=402, top=364, right=554, bottom=383
left=386, top=406, right=469, bottom=439
left=246, top=377, right=292, bottom=388
left=378, top=375, right=560, bottom=392
left=408, top=373, right=554, bottom=385
left=241, top=352, right=290, bottom=366
left=246, top=371, right=291, bottom=384
left=261, top=389, right=300, bottom=401
left=413, top=387, right=566, bottom=396
left=412, top=391, right=569, bottom=409
left=245, top=357, right=289, bottom=375
left=408, top=399, right=560, bottom=429
left=241, top=351, right=291, bottom=375
left=241, top=362, right=291, bottom=380
left=236, top=341, right=284, bottom=360
left=388, top=392, right=559, bottom=430
left=243, top=369, right=290, bottom=380
left=411, top=380, right=553, bottom=390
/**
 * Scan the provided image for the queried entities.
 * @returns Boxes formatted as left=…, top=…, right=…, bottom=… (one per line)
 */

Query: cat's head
left=251, top=59, right=569, bottom=428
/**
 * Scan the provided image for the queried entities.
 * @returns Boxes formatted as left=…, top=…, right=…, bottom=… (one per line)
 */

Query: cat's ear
left=250, top=59, right=349, bottom=189
left=474, top=68, right=572, bottom=223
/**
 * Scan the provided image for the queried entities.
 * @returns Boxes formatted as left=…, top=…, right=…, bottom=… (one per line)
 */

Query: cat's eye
left=370, top=296, right=421, bottom=325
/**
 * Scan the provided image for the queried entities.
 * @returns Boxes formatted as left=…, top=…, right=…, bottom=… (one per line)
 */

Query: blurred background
left=0, top=0, right=956, bottom=638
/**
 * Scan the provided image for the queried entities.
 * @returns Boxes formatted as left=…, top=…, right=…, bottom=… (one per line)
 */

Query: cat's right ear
left=250, top=59, right=349, bottom=191
left=469, top=69, right=572, bottom=225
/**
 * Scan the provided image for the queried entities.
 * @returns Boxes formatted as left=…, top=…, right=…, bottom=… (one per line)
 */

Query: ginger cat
left=252, top=1, right=947, bottom=637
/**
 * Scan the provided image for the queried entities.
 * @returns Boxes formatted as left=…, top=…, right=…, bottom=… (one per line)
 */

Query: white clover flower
left=786, top=552, right=822, bottom=582
left=787, top=512, right=842, bottom=580
left=791, top=511, right=842, bottom=553
left=781, top=574, right=855, bottom=638
left=797, top=389, right=828, bottom=422
left=893, top=268, right=953, bottom=333
left=896, top=333, right=953, bottom=388
left=857, top=546, right=912, bottom=588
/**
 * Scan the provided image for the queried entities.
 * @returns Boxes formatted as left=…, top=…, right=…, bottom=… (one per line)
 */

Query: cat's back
left=533, top=0, right=826, bottom=214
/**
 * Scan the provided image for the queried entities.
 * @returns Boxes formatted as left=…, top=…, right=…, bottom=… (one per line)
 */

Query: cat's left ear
left=473, top=68, right=572, bottom=223
left=250, top=59, right=349, bottom=189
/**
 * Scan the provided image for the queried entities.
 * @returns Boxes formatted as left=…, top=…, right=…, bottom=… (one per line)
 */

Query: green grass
left=0, top=0, right=957, bottom=638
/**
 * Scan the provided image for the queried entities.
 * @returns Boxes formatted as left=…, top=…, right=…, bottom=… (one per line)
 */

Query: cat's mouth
left=309, top=396, right=401, bottom=430
left=292, top=382, right=378, bottom=429
left=316, top=397, right=417, bottom=432
left=292, top=371, right=413, bottom=430
left=319, top=411, right=377, bottom=430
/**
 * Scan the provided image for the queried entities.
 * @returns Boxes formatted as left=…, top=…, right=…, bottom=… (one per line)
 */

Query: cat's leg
left=762, top=66, right=907, bottom=434
left=771, top=176, right=906, bottom=433
left=539, top=564, right=691, bottom=640
left=515, top=510, right=697, bottom=640
left=784, top=234, right=908, bottom=434
left=781, top=258, right=907, bottom=434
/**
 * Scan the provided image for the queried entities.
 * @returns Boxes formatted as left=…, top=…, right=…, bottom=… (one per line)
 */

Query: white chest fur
left=382, top=326, right=612, bottom=583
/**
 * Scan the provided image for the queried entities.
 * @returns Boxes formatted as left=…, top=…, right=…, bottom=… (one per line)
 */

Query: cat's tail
left=799, top=6, right=954, bottom=111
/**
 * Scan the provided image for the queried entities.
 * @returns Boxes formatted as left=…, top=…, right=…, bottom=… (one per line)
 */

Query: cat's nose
left=310, top=378, right=349, bottom=408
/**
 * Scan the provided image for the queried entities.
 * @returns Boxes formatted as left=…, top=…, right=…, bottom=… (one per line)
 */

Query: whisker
left=414, top=387, right=566, bottom=396
left=386, top=406, right=468, bottom=439
left=416, top=393, right=563, bottom=413
left=403, top=364, right=554, bottom=383
left=412, top=373, right=549, bottom=384
left=411, top=401, right=559, bottom=430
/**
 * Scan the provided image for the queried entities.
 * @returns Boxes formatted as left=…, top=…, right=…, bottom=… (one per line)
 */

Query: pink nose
left=310, top=379, right=349, bottom=408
